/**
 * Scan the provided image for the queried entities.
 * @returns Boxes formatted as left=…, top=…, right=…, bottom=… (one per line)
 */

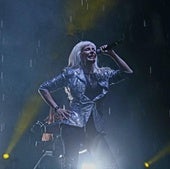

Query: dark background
left=0, top=0, right=170, bottom=169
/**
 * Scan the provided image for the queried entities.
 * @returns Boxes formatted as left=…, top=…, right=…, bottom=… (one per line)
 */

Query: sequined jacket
left=39, top=67, right=128, bottom=133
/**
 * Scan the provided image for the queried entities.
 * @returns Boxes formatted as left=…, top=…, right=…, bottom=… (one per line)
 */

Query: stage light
left=5, top=95, right=42, bottom=155
left=144, top=143, right=170, bottom=167
left=144, top=162, right=150, bottom=168
left=2, top=153, right=10, bottom=160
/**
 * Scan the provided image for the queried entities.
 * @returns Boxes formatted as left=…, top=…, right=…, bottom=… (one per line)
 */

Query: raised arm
left=99, top=45, right=133, bottom=73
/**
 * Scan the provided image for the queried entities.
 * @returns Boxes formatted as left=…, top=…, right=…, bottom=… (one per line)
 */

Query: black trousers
left=61, top=116, right=116, bottom=169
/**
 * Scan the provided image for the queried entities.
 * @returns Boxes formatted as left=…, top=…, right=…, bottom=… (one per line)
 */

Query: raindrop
left=81, top=0, right=83, bottom=6
left=108, top=107, right=111, bottom=115
left=29, top=59, right=33, bottom=68
left=0, top=20, right=3, bottom=29
left=144, top=19, right=146, bottom=27
left=86, top=2, right=89, bottom=10
left=149, top=66, right=152, bottom=75
left=102, top=5, right=105, bottom=11
left=0, top=123, right=5, bottom=132
left=38, top=40, right=41, bottom=48
left=1, top=54, right=4, bottom=63
left=0, top=72, right=3, bottom=80
left=69, top=15, right=73, bottom=23
left=2, top=93, right=5, bottom=101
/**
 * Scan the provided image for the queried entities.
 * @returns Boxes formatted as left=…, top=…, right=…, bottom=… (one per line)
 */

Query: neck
left=81, top=63, right=94, bottom=74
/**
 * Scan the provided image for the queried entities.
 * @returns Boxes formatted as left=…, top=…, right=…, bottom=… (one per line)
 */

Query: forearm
left=109, top=50, right=133, bottom=73
left=38, top=88, right=58, bottom=109
left=38, top=88, right=70, bottom=120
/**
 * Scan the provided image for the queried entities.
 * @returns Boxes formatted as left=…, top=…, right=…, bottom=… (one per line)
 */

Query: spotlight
left=144, top=162, right=150, bottom=168
left=2, top=153, right=10, bottom=160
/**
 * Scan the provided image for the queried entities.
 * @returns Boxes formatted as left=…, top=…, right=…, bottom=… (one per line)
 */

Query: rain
left=0, top=0, right=170, bottom=169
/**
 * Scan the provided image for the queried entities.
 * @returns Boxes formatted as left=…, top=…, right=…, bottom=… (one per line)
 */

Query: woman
left=38, top=41, right=133, bottom=169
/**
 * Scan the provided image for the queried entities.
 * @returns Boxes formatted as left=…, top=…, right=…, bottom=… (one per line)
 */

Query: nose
left=90, top=48, right=96, bottom=54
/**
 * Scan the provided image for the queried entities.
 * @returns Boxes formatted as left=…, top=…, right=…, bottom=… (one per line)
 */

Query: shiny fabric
left=39, top=67, right=127, bottom=133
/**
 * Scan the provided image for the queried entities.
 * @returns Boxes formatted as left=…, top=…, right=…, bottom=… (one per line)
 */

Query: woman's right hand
left=55, top=108, right=71, bottom=120
left=99, top=44, right=115, bottom=56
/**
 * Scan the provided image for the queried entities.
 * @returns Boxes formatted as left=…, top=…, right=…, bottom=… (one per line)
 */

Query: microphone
left=96, top=39, right=123, bottom=54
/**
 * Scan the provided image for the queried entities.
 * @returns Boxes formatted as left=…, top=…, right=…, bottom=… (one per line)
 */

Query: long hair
left=68, top=41, right=99, bottom=69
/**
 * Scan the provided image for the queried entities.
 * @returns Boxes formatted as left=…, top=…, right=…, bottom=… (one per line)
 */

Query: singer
left=38, top=41, right=133, bottom=169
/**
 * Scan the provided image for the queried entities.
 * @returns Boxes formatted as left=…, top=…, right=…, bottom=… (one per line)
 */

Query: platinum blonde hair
left=68, top=41, right=99, bottom=69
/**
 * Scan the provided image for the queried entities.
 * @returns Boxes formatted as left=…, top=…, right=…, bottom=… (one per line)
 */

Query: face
left=80, top=44, right=97, bottom=65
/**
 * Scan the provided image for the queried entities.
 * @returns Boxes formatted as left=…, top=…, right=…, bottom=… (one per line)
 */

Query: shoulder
left=62, top=67, right=79, bottom=77
left=95, top=67, right=124, bottom=80
left=99, top=67, right=112, bottom=72
left=97, top=67, right=115, bottom=75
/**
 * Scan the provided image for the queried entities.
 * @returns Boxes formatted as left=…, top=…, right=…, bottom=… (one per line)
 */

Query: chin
left=87, top=59, right=95, bottom=64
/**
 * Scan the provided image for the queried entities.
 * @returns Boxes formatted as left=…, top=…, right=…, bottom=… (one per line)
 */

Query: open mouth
left=87, top=55, right=96, bottom=60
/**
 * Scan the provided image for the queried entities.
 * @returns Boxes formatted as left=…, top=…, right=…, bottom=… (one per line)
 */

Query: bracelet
left=54, top=105, right=60, bottom=112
